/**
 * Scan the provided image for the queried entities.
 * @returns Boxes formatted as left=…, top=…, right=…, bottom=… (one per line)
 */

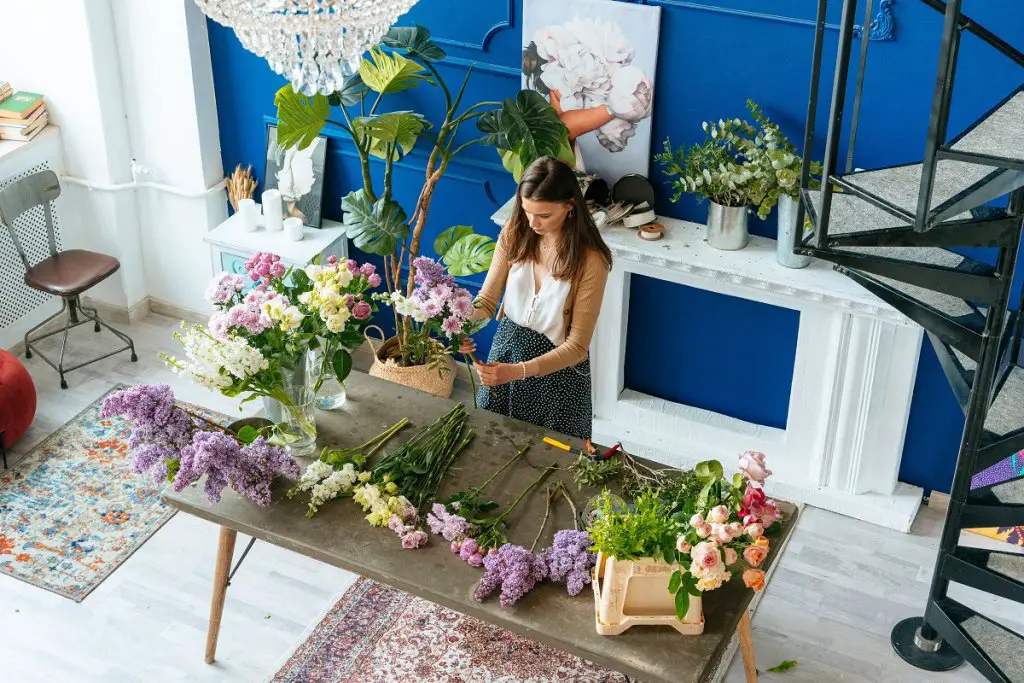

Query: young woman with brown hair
left=461, top=156, right=613, bottom=440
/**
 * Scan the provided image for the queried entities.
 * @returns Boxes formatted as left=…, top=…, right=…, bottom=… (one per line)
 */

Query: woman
left=461, top=156, right=612, bottom=440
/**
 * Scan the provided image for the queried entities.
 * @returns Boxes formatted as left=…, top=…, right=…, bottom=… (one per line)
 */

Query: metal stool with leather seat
left=0, top=170, right=137, bottom=389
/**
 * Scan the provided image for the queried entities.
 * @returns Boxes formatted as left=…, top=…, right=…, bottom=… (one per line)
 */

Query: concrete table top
left=164, top=371, right=798, bottom=683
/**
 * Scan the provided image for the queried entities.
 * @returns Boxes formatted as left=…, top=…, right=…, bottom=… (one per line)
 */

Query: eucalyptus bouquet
left=656, top=124, right=756, bottom=208
left=274, top=25, right=571, bottom=365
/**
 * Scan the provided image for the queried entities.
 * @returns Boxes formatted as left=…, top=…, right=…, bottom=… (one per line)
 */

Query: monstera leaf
left=327, top=73, right=369, bottom=108
left=383, top=25, right=446, bottom=62
left=341, top=189, right=410, bottom=255
left=478, top=90, right=571, bottom=175
left=274, top=86, right=330, bottom=150
left=433, top=225, right=474, bottom=258
left=359, top=47, right=431, bottom=95
left=442, top=233, right=496, bottom=276
left=352, top=111, right=428, bottom=160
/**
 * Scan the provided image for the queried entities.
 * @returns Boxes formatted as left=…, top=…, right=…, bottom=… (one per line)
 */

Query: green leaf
left=332, top=349, right=353, bottom=383
left=274, top=86, right=330, bottom=151
left=674, top=588, right=691, bottom=621
left=668, top=570, right=682, bottom=594
left=500, top=149, right=526, bottom=183
left=382, top=25, right=447, bottom=62
left=353, top=111, right=427, bottom=160
left=236, top=426, right=259, bottom=444
left=359, top=47, right=430, bottom=94
left=290, top=268, right=310, bottom=291
left=767, top=661, right=798, bottom=673
left=662, top=546, right=675, bottom=566
left=434, top=225, right=474, bottom=258
left=338, top=327, right=365, bottom=349
left=478, top=90, right=570, bottom=173
left=341, top=190, right=410, bottom=255
left=695, top=459, right=724, bottom=482
left=327, top=73, right=369, bottom=108
left=442, top=234, right=495, bottom=276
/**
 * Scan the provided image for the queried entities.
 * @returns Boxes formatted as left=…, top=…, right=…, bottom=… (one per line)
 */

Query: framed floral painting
left=522, top=0, right=661, bottom=184
left=264, top=123, right=327, bottom=229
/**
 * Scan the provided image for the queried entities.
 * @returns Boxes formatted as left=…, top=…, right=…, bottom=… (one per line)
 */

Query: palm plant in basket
left=275, top=25, right=572, bottom=394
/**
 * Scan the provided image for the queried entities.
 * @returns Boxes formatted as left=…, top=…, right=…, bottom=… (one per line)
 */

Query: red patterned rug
left=269, top=577, right=629, bottom=683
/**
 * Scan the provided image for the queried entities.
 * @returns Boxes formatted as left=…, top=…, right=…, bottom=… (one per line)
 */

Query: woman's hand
left=459, top=337, right=477, bottom=355
left=474, top=361, right=523, bottom=388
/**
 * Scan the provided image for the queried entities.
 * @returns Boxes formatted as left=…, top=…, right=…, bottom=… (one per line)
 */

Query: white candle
left=284, top=216, right=304, bottom=242
left=237, top=198, right=258, bottom=233
left=262, top=189, right=283, bottom=232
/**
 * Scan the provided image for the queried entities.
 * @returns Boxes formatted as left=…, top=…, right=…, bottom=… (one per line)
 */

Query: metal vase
left=776, top=195, right=812, bottom=269
left=706, top=201, right=750, bottom=251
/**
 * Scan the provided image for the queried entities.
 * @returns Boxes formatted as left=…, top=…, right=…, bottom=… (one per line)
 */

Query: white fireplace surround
left=494, top=208, right=924, bottom=532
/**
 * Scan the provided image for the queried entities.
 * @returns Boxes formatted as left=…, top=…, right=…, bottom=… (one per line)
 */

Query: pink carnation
left=352, top=301, right=372, bottom=320
left=367, top=274, right=382, bottom=288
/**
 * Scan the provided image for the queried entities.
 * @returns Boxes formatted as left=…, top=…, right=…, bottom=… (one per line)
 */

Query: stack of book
left=0, top=81, right=10, bottom=103
left=0, top=90, right=48, bottom=142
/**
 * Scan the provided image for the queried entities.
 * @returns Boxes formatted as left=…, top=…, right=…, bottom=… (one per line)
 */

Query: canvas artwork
left=522, top=0, right=661, bottom=184
left=264, top=124, right=327, bottom=229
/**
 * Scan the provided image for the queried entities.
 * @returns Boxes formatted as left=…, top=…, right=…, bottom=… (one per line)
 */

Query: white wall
left=0, top=0, right=225, bottom=314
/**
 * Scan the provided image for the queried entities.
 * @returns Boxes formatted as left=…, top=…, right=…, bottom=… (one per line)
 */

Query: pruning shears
left=591, top=441, right=621, bottom=462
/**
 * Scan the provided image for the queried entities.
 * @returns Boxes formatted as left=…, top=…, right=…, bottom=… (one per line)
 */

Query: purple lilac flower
left=174, top=432, right=242, bottom=500
left=101, top=384, right=193, bottom=450
left=543, top=530, right=596, bottom=596
left=412, top=256, right=452, bottom=289
left=426, top=503, right=475, bottom=541
left=474, top=544, right=548, bottom=607
left=205, top=273, right=244, bottom=306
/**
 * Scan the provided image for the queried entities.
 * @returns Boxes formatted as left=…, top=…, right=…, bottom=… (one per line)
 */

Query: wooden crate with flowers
left=588, top=451, right=781, bottom=636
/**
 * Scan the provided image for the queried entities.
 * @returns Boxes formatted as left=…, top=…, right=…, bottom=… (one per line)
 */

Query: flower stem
left=494, top=464, right=556, bottom=527
left=475, top=443, right=529, bottom=493
left=530, top=485, right=557, bottom=553
left=463, top=352, right=478, bottom=409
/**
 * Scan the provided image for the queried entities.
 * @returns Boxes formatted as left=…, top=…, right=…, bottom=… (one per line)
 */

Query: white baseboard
left=147, top=297, right=208, bottom=325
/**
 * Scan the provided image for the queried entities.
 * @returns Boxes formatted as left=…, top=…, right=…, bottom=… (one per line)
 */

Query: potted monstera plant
left=275, top=25, right=572, bottom=397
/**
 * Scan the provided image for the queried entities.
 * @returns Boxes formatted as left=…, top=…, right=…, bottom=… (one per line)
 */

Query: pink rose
left=743, top=544, right=769, bottom=568
left=450, top=540, right=462, bottom=553
left=743, top=514, right=758, bottom=526
left=689, top=513, right=705, bottom=528
left=709, top=505, right=730, bottom=525
left=352, top=301, right=372, bottom=320
left=745, top=523, right=764, bottom=540
left=715, top=525, right=734, bottom=544
left=675, top=535, right=691, bottom=553
left=724, top=547, right=738, bottom=565
left=695, top=523, right=712, bottom=539
left=738, top=451, right=772, bottom=483
left=728, top=522, right=743, bottom=536
left=327, top=255, right=339, bottom=265
left=367, top=273, right=382, bottom=288
left=467, top=552, right=484, bottom=567
left=692, top=541, right=721, bottom=571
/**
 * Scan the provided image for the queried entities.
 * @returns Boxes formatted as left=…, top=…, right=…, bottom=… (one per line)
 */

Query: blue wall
left=206, top=0, right=1024, bottom=494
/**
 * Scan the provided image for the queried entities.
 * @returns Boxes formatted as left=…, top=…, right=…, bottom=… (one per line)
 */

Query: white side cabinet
left=204, top=205, right=349, bottom=284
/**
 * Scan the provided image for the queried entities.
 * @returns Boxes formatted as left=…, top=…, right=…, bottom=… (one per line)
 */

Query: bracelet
left=520, top=362, right=527, bottom=380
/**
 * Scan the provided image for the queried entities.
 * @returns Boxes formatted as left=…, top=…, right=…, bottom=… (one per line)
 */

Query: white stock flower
left=278, top=306, right=304, bottom=332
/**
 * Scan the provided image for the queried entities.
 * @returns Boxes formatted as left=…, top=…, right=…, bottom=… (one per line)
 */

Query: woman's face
left=521, top=197, right=572, bottom=238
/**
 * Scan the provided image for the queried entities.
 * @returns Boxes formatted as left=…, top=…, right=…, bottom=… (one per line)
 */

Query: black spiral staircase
left=790, top=1, right=1024, bottom=679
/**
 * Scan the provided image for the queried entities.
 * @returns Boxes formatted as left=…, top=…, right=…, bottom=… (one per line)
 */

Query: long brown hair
left=506, top=156, right=612, bottom=282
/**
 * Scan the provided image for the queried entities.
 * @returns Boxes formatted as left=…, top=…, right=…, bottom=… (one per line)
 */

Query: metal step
left=941, top=88, right=1024, bottom=173
left=927, top=597, right=1024, bottom=683
left=929, top=333, right=973, bottom=414
left=985, top=365, right=1024, bottom=438
left=812, top=208, right=1020, bottom=249
left=946, top=547, right=1024, bottom=605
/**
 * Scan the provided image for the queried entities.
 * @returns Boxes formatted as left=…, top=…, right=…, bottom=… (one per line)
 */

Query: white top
left=203, top=203, right=348, bottom=266
left=503, top=261, right=571, bottom=346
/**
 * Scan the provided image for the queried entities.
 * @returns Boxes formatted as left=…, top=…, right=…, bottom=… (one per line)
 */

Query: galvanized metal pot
left=775, top=195, right=811, bottom=268
left=706, top=201, right=749, bottom=250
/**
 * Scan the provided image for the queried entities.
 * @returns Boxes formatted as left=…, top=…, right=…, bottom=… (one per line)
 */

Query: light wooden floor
left=1, top=312, right=1021, bottom=683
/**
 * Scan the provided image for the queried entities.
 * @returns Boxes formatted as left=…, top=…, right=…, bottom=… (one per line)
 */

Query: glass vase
left=306, top=347, right=348, bottom=410
left=265, top=386, right=318, bottom=458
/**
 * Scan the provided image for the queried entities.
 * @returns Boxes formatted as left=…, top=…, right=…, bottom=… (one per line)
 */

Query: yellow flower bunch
left=299, top=263, right=355, bottom=333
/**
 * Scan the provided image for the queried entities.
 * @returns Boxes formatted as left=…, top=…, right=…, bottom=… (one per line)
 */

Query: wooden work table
left=163, top=371, right=798, bottom=683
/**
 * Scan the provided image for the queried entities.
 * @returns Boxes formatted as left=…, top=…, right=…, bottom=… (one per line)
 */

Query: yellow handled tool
left=543, top=437, right=572, bottom=451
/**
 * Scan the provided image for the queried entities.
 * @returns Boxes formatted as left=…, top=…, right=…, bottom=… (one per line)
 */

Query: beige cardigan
left=472, top=228, right=610, bottom=377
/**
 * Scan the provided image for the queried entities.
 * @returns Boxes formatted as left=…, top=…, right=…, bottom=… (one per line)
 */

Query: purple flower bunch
left=245, top=251, right=285, bottom=284
left=387, top=514, right=429, bottom=549
left=411, top=256, right=475, bottom=339
left=102, top=384, right=300, bottom=507
left=542, top=530, right=596, bottom=596
left=205, top=273, right=244, bottom=305
left=426, top=502, right=476, bottom=541
left=474, top=543, right=548, bottom=607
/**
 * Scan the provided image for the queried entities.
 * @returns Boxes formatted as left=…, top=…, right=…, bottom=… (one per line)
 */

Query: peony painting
left=522, top=0, right=660, bottom=184
left=264, top=124, right=327, bottom=228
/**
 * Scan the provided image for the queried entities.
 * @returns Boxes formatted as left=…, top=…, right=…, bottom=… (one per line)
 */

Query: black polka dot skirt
left=478, top=317, right=592, bottom=440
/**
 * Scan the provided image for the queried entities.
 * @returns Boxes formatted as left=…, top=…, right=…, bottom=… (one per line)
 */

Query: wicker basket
left=365, top=326, right=455, bottom=399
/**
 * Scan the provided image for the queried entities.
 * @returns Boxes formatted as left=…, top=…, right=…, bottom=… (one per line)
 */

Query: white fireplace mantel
left=493, top=206, right=925, bottom=531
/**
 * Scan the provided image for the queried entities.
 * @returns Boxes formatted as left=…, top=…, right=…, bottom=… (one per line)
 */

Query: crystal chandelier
left=194, top=0, right=420, bottom=96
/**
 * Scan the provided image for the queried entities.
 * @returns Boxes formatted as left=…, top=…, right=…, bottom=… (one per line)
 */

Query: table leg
left=205, top=526, right=238, bottom=664
left=737, top=610, right=757, bottom=682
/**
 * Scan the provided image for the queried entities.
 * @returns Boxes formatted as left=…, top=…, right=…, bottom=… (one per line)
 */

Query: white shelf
left=204, top=204, right=347, bottom=265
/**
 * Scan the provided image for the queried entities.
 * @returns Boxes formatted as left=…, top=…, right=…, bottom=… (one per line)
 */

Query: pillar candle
left=237, top=198, right=258, bottom=233
left=284, top=216, right=304, bottom=242
left=262, top=189, right=283, bottom=232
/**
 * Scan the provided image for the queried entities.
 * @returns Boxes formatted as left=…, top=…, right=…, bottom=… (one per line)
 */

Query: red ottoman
left=0, top=348, right=37, bottom=468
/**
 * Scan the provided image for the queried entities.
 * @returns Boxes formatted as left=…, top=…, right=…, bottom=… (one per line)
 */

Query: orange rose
left=743, top=568, right=766, bottom=591
left=754, top=536, right=769, bottom=548
left=743, top=544, right=769, bottom=568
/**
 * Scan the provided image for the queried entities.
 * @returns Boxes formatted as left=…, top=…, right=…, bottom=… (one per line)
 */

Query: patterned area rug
left=0, top=386, right=177, bottom=601
left=269, top=577, right=629, bottom=683
left=968, top=452, right=1024, bottom=548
